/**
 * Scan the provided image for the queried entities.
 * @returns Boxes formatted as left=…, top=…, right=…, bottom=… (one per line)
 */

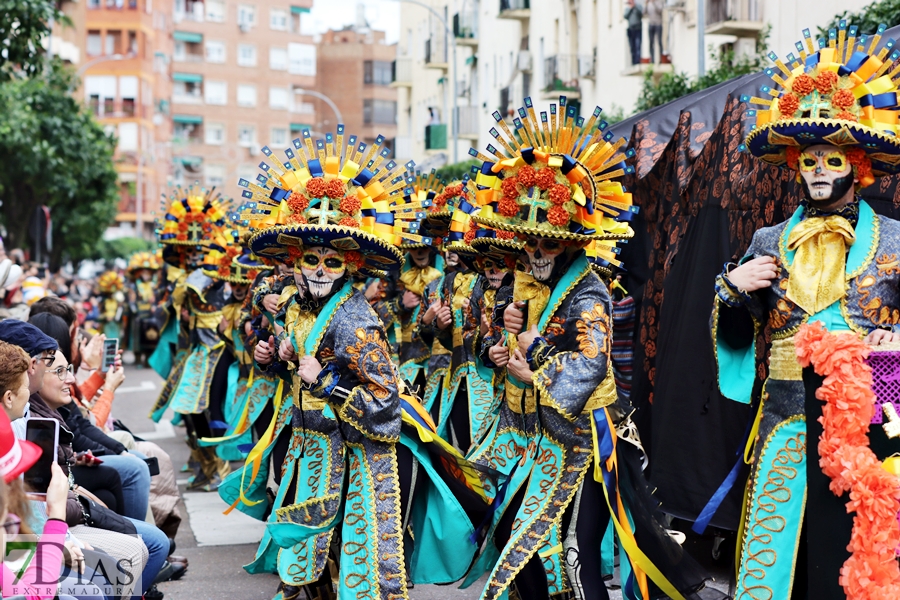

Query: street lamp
left=76, top=53, right=127, bottom=78
left=294, top=88, right=344, bottom=130
left=385, top=0, right=459, bottom=163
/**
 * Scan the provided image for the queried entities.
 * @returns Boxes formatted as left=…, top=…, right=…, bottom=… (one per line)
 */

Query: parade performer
left=712, top=24, right=900, bottom=599
left=462, top=97, right=705, bottom=600
left=95, top=270, right=126, bottom=339
left=420, top=179, right=497, bottom=454
left=148, top=186, right=232, bottom=490
left=229, top=131, right=494, bottom=600
left=126, top=250, right=162, bottom=366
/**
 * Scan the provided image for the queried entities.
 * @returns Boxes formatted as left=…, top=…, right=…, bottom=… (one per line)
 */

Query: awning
left=465, top=55, right=476, bottom=65
left=290, top=123, right=312, bottom=131
left=173, top=72, right=202, bottom=83
left=290, top=6, right=310, bottom=14
left=173, top=31, right=203, bottom=43
left=178, top=156, right=203, bottom=167
left=173, top=114, right=203, bottom=124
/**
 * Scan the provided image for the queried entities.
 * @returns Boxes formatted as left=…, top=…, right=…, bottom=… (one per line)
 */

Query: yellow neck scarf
left=508, top=271, right=551, bottom=354
left=786, top=214, right=856, bottom=315
left=399, top=265, right=443, bottom=297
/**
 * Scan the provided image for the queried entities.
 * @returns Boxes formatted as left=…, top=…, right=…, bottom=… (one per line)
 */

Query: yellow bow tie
left=507, top=272, right=551, bottom=354
left=786, top=214, right=856, bottom=315
left=399, top=265, right=443, bottom=297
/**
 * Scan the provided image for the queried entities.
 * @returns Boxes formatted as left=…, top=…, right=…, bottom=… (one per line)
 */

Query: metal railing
left=499, top=0, right=529, bottom=12
left=456, top=106, right=480, bottom=137
left=707, top=0, right=760, bottom=25
left=453, top=11, right=477, bottom=40
left=392, top=57, right=413, bottom=83
left=543, top=55, right=583, bottom=92
left=425, top=37, right=447, bottom=65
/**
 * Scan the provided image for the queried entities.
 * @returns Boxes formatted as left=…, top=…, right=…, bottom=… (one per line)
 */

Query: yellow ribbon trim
left=225, top=378, right=285, bottom=514
left=508, top=271, right=551, bottom=354
left=591, top=410, right=686, bottom=600
left=785, top=215, right=855, bottom=315
left=399, top=265, right=442, bottom=297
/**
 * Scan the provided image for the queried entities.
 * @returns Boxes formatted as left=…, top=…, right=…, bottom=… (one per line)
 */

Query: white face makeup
left=409, top=248, right=431, bottom=268
left=523, top=237, right=565, bottom=282
left=481, top=257, right=511, bottom=289
left=297, top=246, right=346, bottom=298
left=445, top=252, right=460, bottom=268
left=798, top=144, right=854, bottom=202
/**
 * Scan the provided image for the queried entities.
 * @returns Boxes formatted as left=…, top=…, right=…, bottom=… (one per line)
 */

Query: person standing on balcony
left=625, top=0, right=643, bottom=65
left=646, top=0, right=663, bottom=63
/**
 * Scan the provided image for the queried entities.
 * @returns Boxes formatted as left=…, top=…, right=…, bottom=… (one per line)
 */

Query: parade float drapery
left=609, top=24, right=900, bottom=529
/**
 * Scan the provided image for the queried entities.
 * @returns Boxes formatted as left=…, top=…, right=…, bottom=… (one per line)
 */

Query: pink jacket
left=2, top=518, right=67, bottom=600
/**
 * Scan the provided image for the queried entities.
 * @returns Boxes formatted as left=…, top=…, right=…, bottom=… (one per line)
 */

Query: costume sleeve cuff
left=526, top=336, right=552, bottom=370
left=310, top=362, right=341, bottom=399
left=715, top=267, right=750, bottom=308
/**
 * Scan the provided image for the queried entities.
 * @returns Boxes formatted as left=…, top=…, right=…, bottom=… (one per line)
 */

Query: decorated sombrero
left=126, top=251, right=161, bottom=277
left=97, top=271, right=125, bottom=294
left=470, top=96, right=637, bottom=242
left=157, top=185, right=230, bottom=246
left=744, top=22, right=900, bottom=179
left=241, top=129, right=432, bottom=275
left=399, top=170, right=446, bottom=250
left=203, top=207, right=268, bottom=285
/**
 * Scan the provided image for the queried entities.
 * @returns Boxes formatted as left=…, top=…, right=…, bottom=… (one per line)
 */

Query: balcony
left=456, top=106, right=480, bottom=140
left=425, top=38, right=448, bottom=70
left=88, top=98, right=147, bottom=119
left=542, top=55, right=583, bottom=99
left=498, top=0, right=530, bottom=20
left=391, top=57, right=413, bottom=87
left=425, top=124, right=447, bottom=151
left=706, top=0, right=764, bottom=37
left=453, top=11, right=478, bottom=47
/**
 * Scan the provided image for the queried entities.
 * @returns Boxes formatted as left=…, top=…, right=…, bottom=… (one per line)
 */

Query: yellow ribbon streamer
left=508, top=272, right=551, bottom=354
left=785, top=215, right=855, bottom=315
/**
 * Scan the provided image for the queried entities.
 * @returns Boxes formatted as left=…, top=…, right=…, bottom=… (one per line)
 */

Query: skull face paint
left=480, top=256, right=512, bottom=289
left=445, top=252, right=460, bottom=268
left=296, top=246, right=346, bottom=298
left=231, top=283, right=249, bottom=301
left=409, top=247, right=431, bottom=268
left=523, top=236, right=565, bottom=282
left=798, top=144, right=855, bottom=205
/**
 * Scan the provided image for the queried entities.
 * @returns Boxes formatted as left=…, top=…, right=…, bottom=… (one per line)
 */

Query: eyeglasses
left=38, top=353, right=55, bottom=367
left=3, top=514, right=20, bottom=536
left=45, top=364, right=74, bottom=381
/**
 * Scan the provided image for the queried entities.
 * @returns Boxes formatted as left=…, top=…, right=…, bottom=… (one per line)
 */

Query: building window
left=270, top=8, right=288, bottom=30
left=205, top=164, right=226, bottom=187
left=88, top=0, right=101, bottom=8
left=271, top=127, right=288, bottom=146
left=238, top=125, right=256, bottom=146
left=363, top=60, right=393, bottom=85
left=206, top=0, right=225, bottom=22
left=363, top=99, right=398, bottom=125
left=105, top=31, right=121, bottom=55
left=173, top=80, right=202, bottom=101
left=288, top=43, right=316, bottom=76
left=87, top=32, right=102, bottom=56
left=205, top=122, right=225, bottom=144
left=173, top=41, right=186, bottom=61
left=118, top=122, right=139, bottom=151
left=237, top=4, right=255, bottom=27
left=205, top=40, right=225, bottom=63
left=237, top=84, right=257, bottom=107
left=269, top=47, right=288, bottom=70
left=119, top=75, right=138, bottom=116
left=205, top=80, right=227, bottom=105
left=237, top=44, right=257, bottom=67
left=269, top=87, right=289, bottom=109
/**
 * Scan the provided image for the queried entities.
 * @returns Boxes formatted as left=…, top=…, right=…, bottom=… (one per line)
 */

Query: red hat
left=0, top=409, right=42, bottom=484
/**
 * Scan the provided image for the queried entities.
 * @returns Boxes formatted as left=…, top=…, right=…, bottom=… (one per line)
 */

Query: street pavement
left=115, top=364, right=732, bottom=600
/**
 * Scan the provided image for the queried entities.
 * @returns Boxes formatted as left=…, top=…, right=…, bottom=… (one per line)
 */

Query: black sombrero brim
left=471, top=215, right=633, bottom=243
left=746, top=118, right=900, bottom=176
left=249, top=224, right=404, bottom=271
left=470, top=237, right=525, bottom=256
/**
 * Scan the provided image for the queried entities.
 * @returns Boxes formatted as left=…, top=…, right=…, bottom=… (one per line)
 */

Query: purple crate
left=866, top=350, right=900, bottom=425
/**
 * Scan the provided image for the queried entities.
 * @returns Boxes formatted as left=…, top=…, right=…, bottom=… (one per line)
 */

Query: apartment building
left=60, top=0, right=174, bottom=238
left=168, top=0, right=317, bottom=196
left=316, top=27, right=398, bottom=154
left=396, top=0, right=873, bottom=166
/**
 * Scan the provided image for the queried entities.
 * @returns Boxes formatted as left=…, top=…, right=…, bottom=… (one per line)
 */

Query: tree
left=822, top=0, right=900, bottom=36
left=635, top=28, right=770, bottom=112
left=0, top=0, right=65, bottom=80
left=437, top=159, right=480, bottom=182
left=0, top=61, right=119, bottom=268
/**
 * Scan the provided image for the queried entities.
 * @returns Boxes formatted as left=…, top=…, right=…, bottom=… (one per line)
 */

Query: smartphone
left=23, top=418, right=59, bottom=496
left=143, top=456, right=160, bottom=476
left=101, top=338, right=118, bottom=372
